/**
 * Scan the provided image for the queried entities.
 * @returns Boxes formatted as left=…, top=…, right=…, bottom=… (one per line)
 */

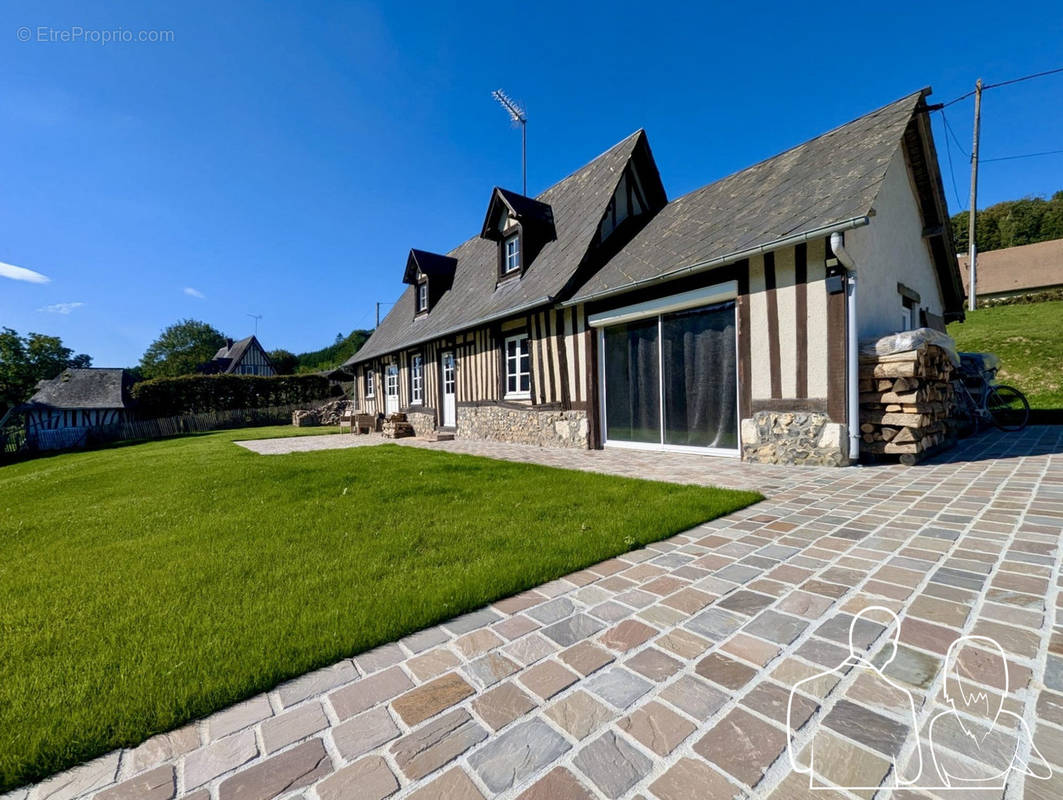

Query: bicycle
left=953, top=352, right=1030, bottom=433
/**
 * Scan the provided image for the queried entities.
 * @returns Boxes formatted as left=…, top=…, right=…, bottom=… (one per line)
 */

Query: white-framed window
left=417, top=281, right=428, bottom=312
left=410, top=354, right=423, bottom=404
left=504, top=334, right=530, bottom=398
left=365, top=369, right=375, bottom=398
left=386, top=364, right=399, bottom=397
left=504, top=233, right=521, bottom=274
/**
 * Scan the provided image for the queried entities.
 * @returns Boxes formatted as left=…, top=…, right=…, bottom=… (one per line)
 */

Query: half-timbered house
left=346, top=89, right=964, bottom=465
left=205, top=335, right=276, bottom=376
left=23, top=368, right=133, bottom=450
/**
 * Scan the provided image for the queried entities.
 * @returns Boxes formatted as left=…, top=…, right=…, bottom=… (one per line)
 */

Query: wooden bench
left=350, top=413, right=379, bottom=435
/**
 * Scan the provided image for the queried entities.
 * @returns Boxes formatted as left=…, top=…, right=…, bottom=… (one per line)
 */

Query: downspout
left=830, top=231, right=860, bottom=463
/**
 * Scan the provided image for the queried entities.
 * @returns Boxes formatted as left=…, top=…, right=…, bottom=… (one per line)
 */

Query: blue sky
left=1, top=1, right=1061, bottom=367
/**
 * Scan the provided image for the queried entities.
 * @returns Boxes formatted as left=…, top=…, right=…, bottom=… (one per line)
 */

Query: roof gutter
left=560, top=216, right=871, bottom=308
left=349, top=296, right=554, bottom=365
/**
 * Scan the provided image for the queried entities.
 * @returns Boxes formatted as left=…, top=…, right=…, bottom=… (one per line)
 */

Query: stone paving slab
left=16, top=427, right=1063, bottom=799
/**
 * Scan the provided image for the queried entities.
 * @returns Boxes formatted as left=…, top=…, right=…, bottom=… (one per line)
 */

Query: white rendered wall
left=846, top=144, right=946, bottom=340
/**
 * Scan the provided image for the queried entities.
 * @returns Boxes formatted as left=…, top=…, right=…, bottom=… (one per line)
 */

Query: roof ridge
left=529, top=129, right=643, bottom=202
left=667, top=90, right=926, bottom=208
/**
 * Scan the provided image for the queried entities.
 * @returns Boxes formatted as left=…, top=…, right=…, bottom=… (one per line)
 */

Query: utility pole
left=967, top=78, right=983, bottom=311
left=376, top=302, right=381, bottom=328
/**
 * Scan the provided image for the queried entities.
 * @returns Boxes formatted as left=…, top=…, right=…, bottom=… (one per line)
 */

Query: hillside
left=947, top=300, right=1063, bottom=409
left=293, top=329, right=372, bottom=373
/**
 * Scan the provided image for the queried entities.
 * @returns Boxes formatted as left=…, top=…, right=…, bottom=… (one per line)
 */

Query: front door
left=441, top=351, right=456, bottom=427
left=385, top=364, right=399, bottom=415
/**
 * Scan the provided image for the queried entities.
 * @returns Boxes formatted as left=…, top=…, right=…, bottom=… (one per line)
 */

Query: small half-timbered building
left=205, top=335, right=276, bottom=376
left=23, top=368, right=133, bottom=450
left=347, top=89, right=964, bottom=465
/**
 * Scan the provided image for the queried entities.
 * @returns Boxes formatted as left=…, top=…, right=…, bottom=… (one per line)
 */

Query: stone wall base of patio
left=404, top=410, right=438, bottom=437
left=457, top=405, right=589, bottom=448
left=741, top=410, right=850, bottom=466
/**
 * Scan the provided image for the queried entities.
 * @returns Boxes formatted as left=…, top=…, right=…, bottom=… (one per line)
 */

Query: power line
left=941, top=64, right=1063, bottom=106
left=984, top=65, right=1063, bottom=91
left=981, top=148, right=1063, bottom=163
left=939, top=108, right=969, bottom=158
left=937, top=110, right=965, bottom=210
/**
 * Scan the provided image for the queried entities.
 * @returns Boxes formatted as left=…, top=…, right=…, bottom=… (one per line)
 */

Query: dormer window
left=403, top=249, right=457, bottom=319
left=504, top=234, right=521, bottom=274
left=480, top=187, right=555, bottom=284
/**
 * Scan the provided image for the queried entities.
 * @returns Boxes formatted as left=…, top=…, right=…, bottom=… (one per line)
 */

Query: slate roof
left=349, top=131, right=646, bottom=364
left=959, top=237, right=1063, bottom=296
left=568, top=90, right=929, bottom=303
left=27, top=368, right=130, bottom=410
left=403, top=249, right=458, bottom=284
left=482, top=189, right=556, bottom=234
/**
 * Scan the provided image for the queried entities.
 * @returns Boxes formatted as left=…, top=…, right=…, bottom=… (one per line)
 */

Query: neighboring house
left=958, top=237, right=1063, bottom=300
left=346, top=89, right=963, bottom=466
left=23, top=368, right=133, bottom=450
left=205, top=336, right=276, bottom=376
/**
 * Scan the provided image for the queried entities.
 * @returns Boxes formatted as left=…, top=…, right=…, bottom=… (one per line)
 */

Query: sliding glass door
left=601, top=300, right=737, bottom=452
left=603, top=318, right=660, bottom=444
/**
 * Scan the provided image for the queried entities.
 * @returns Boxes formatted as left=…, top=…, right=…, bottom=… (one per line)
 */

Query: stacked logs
left=859, top=344, right=955, bottom=465
left=381, top=412, right=414, bottom=439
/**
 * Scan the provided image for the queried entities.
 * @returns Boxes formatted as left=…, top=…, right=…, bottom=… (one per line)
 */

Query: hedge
left=975, top=287, right=1063, bottom=309
left=131, top=374, right=339, bottom=418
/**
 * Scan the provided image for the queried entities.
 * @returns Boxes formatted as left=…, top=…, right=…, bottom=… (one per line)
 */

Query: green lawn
left=948, top=300, right=1063, bottom=409
left=0, top=427, right=760, bottom=791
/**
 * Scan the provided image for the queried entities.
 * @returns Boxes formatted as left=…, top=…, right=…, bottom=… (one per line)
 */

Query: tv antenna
left=491, top=89, right=527, bottom=195
left=246, top=313, right=262, bottom=335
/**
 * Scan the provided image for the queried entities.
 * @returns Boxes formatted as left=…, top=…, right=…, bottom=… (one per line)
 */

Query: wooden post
left=967, top=78, right=983, bottom=311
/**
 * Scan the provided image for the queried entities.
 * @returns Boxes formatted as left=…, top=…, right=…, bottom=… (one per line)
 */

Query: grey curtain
left=603, top=319, right=660, bottom=443
left=662, top=301, right=738, bottom=449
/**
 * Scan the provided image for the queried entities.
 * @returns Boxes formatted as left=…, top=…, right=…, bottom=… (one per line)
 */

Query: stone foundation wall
left=457, top=405, right=589, bottom=448
left=404, top=410, right=437, bottom=436
left=741, top=411, right=850, bottom=466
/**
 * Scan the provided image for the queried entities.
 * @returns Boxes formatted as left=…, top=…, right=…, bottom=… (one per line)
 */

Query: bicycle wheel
left=987, top=385, right=1030, bottom=432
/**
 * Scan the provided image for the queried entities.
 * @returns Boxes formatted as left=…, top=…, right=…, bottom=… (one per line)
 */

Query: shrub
left=131, top=374, right=339, bottom=418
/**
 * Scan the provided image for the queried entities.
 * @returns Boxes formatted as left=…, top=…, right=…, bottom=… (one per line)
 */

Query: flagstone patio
left=17, top=427, right=1063, bottom=800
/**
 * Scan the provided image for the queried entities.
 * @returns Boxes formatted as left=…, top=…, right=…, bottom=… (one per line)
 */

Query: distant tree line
left=284, top=330, right=372, bottom=374
left=951, top=190, right=1063, bottom=252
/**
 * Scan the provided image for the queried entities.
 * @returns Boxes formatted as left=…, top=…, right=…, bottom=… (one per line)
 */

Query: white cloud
left=0, top=260, right=51, bottom=284
left=39, top=302, right=85, bottom=314
left=184, top=287, right=205, bottom=299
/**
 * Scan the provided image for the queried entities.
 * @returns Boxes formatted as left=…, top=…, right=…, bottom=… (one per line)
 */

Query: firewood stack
left=859, top=343, right=955, bottom=465
left=381, top=412, right=414, bottom=439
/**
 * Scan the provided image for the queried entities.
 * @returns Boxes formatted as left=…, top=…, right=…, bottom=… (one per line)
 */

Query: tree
left=140, top=319, right=227, bottom=379
left=268, top=349, right=298, bottom=375
left=0, top=328, right=92, bottom=415
left=951, top=190, right=1063, bottom=253
left=293, top=329, right=372, bottom=373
